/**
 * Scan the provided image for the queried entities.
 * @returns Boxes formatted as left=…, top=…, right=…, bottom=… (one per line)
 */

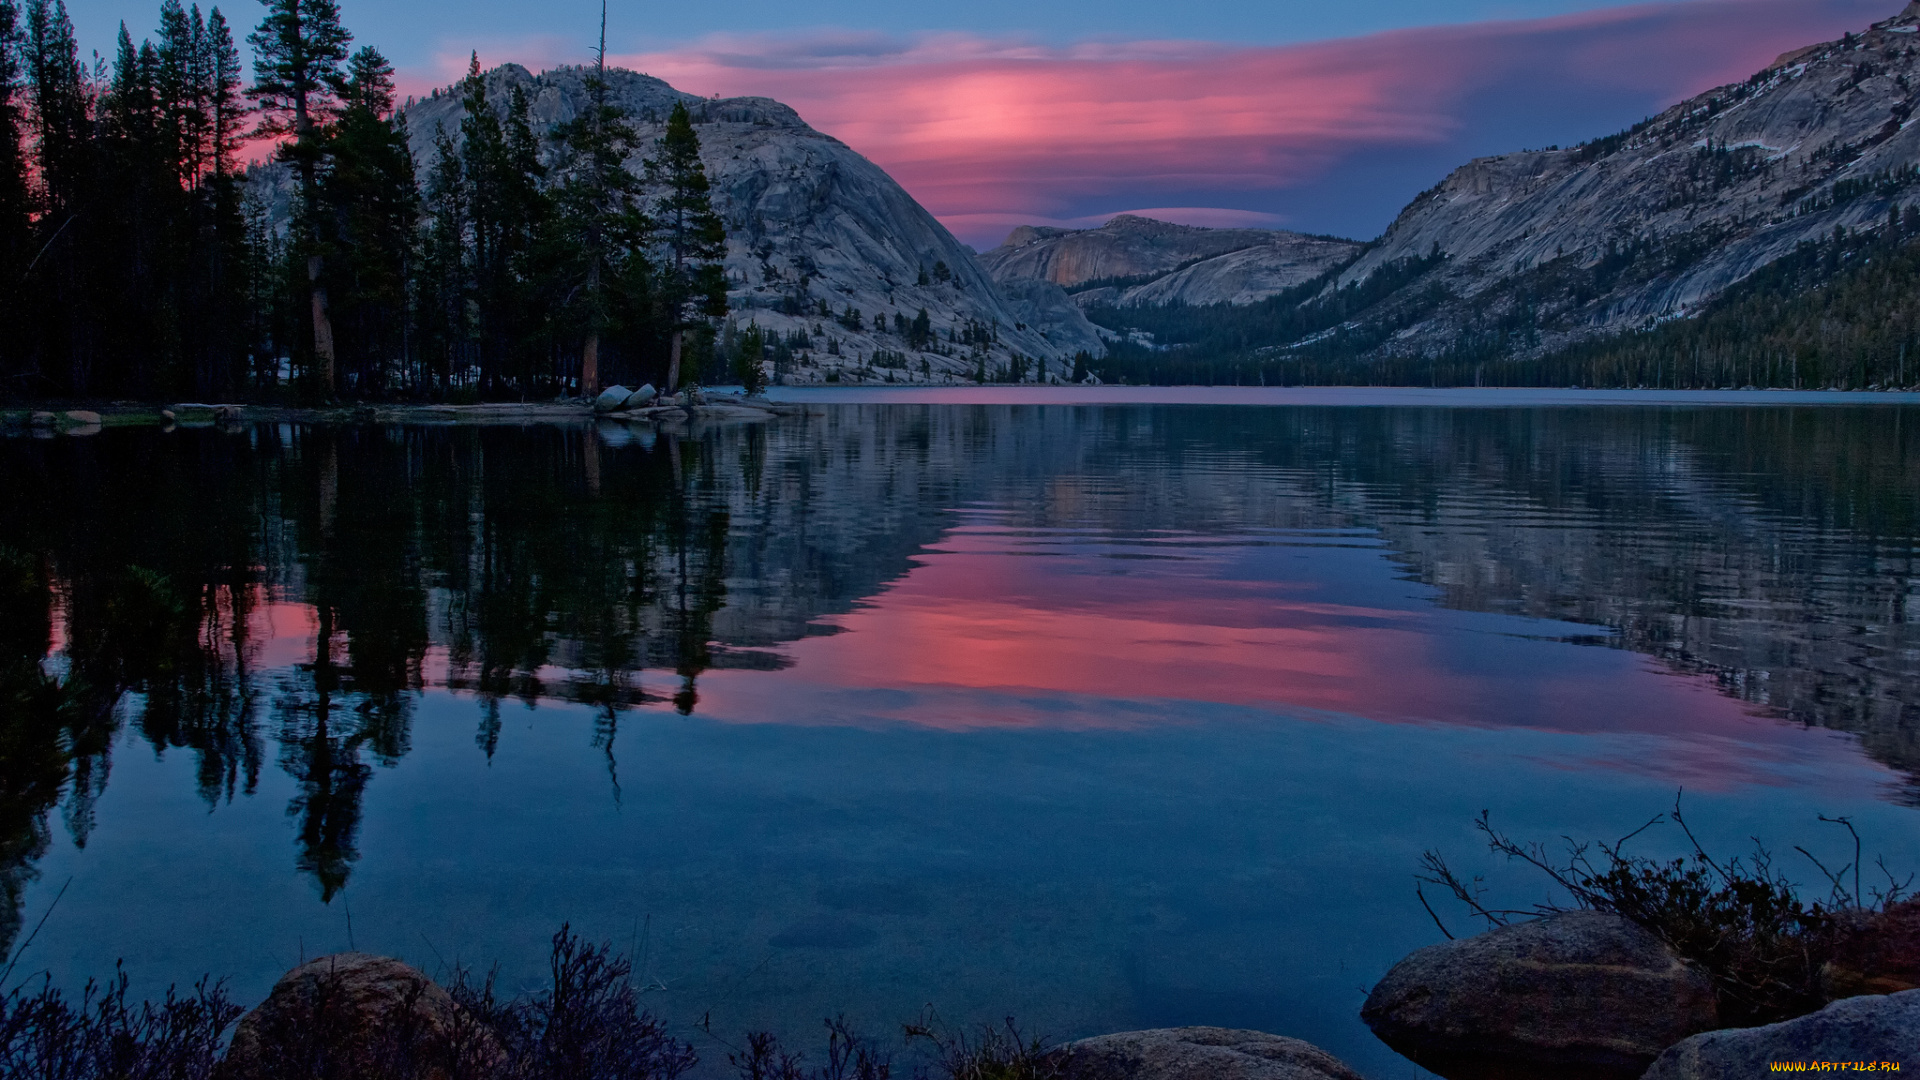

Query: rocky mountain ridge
left=1314, top=1, right=1920, bottom=361
left=251, top=65, right=1105, bottom=383
left=979, top=214, right=1362, bottom=309
left=401, top=65, right=1107, bottom=381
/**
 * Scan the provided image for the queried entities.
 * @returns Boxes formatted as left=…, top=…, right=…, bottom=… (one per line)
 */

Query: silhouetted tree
left=319, top=46, right=416, bottom=396
left=649, top=102, right=725, bottom=391
left=249, top=0, right=351, bottom=394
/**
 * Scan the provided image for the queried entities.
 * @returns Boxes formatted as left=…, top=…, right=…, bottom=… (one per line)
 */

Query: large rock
left=621, top=383, right=658, bottom=409
left=1642, top=988, right=1920, bottom=1079
left=1823, top=898, right=1920, bottom=1000
left=593, top=385, right=633, bottom=412
left=220, top=952, right=498, bottom=1080
left=1057, top=1027, right=1366, bottom=1080
left=1360, top=910, right=1719, bottom=1080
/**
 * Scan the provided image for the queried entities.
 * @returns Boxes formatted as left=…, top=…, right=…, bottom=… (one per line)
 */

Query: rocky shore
left=7, top=901, right=1916, bottom=1078
left=0, top=392, right=809, bottom=436
left=1360, top=906, right=1920, bottom=1078
left=113, top=901, right=1917, bottom=1080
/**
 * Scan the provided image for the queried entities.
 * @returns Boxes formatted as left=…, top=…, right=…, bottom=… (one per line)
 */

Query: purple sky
left=80, top=0, right=1901, bottom=245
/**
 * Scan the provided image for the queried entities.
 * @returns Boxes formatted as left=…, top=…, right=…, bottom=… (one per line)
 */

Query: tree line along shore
left=0, top=0, right=754, bottom=407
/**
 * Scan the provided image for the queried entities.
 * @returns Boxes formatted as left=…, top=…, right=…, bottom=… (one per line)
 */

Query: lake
left=4, top=391, right=1919, bottom=1078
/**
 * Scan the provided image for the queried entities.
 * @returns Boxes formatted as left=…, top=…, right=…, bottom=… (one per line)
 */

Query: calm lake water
left=5, top=393, right=1920, bottom=1078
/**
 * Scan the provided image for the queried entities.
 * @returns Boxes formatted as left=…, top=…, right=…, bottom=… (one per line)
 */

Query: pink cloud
left=580, top=0, right=1887, bottom=240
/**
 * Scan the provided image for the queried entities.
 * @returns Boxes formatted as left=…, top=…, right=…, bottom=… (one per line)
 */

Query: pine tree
left=24, top=0, right=95, bottom=392
left=189, top=6, right=253, bottom=396
left=648, top=101, right=725, bottom=391
left=416, top=128, right=471, bottom=394
left=456, top=56, right=549, bottom=397
left=0, top=0, right=30, bottom=386
left=552, top=3, right=647, bottom=397
left=319, top=46, right=416, bottom=396
left=155, top=0, right=206, bottom=188
left=204, top=8, right=243, bottom=178
left=103, top=23, right=187, bottom=392
left=248, top=0, right=351, bottom=394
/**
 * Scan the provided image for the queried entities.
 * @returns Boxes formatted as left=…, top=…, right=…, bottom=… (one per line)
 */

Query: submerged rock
left=1057, top=1027, right=1366, bottom=1080
left=220, top=952, right=499, bottom=1080
left=1642, top=988, right=1920, bottom=1079
left=1360, top=910, right=1718, bottom=1080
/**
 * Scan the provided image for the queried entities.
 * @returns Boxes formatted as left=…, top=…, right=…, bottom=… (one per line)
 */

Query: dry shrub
left=1418, top=795, right=1913, bottom=1026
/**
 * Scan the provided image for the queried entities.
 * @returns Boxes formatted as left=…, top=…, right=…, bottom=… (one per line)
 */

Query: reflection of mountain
left=0, top=406, right=1916, bottom=953
left=981, top=407, right=1920, bottom=797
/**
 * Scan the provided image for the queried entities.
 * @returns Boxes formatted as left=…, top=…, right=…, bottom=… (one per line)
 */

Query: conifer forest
left=0, top=0, right=728, bottom=404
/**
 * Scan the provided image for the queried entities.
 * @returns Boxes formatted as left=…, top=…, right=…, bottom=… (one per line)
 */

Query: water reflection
left=0, top=405, right=1916, bottom=961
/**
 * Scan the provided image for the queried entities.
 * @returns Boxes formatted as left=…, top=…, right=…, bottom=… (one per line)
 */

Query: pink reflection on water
left=691, top=526, right=1882, bottom=792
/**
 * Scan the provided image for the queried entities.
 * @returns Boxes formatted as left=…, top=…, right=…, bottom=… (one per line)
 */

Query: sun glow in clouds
left=529, top=0, right=1883, bottom=244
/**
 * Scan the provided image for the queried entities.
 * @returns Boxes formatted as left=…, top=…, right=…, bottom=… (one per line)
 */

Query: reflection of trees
left=274, top=605, right=369, bottom=902
left=6, top=404, right=1907, bottom=917
left=0, top=422, right=809, bottom=929
left=0, top=549, right=78, bottom=959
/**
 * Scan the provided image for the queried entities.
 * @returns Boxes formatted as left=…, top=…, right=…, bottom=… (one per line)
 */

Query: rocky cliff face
left=979, top=215, right=1362, bottom=308
left=1328, top=2, right=1920, bottom=359
left=395, top=66, right=1105, bottom=381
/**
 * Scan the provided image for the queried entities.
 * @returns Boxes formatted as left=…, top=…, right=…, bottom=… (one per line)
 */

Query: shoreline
left=0, top=395, right=811, bottom=433
left=5, top=384, right=1919, bottom=437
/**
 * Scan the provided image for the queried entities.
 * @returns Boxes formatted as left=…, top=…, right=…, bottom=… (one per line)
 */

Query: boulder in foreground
left=1641, top=988, right=1920, bottom=1079
left=1057, top=1027, right=1366, bottom=1080
left=593, top=385, right=632, bottom=412
left=219, top=952, right=497, bottom=1080
left=1822, top=898, right=1920, bottom=1000
left=1360, top=910, right=1718, bottom=1080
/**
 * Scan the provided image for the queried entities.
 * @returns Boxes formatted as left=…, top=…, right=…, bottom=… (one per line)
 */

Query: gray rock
left=221, top=952, right=499, bottom=1080
left=980, top=215, right=1360, bottom=308
left=1360, top=910, right=1718, bottom=1080
left=594, top=385, right=632, bottom=412
left=1057, top=1027, right=1366, bottom=1080
left=1642, top=989, right=1920, bottom=1079
left=387, top=65, right=1098, bottom=380
left=994, top=278, right=1106, bottom=367
left=63, top=410, right=101, bottom=425
left=28, top=411, right=54, bottom=426
left=622, top=383, right=657, bottom=409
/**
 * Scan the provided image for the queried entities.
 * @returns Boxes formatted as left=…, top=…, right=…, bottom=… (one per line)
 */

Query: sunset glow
left=590, top=0, right=1889, bottom=243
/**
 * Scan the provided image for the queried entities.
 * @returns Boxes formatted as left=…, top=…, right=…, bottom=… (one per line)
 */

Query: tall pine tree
left=248, top=0, right=349, bottom=395
left=319, top=46, right=416, bottom=396
left=551, top=3, right=647, bottom=397
left=0, top=1, right=31, bottom=392
left=649, top=102, right=725, bottom=392
left=24, top=0, right=95, bottom=392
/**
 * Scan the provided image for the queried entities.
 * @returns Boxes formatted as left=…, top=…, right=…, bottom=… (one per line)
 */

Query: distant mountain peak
left=982, top=215, right=1360, bottom=309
